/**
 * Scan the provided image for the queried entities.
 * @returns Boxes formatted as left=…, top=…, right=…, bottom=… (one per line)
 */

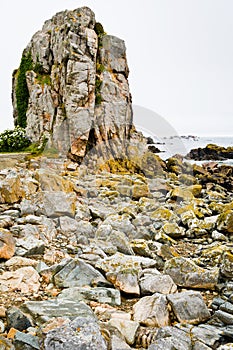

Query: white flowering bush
left=0, top=126, right=31, bottom=152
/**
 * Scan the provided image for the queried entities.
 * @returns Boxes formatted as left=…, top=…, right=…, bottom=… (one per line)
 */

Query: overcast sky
left=1, top=0, right=233, bottom=136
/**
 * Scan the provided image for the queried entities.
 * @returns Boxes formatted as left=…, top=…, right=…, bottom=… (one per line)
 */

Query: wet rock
left=167, top=291, right=211, bottom=324
left=0, top=229, right=15, bottom=260
left=58, top=286, right=121, bottom=306
left=187, top=144, right=233, bottom=161
left=0, top=266, right=40, bottom=293
left=53, top=258, right=109, bottom=288
left=164, top=257, right=219, bottom=289
left=133, top=293, right=170, bottom=327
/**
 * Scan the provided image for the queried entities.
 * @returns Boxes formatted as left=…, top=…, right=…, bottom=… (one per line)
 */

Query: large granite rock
left=12, top=7, right=133, bottom=160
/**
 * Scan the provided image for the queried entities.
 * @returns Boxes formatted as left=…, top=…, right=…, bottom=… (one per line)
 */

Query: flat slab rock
left=21, top=299, right=94, bottom=325
left=58, top=286, right=121, bottom=306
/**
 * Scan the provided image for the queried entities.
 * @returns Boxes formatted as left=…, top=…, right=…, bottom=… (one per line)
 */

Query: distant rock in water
left=186, top=144, right=233, bottom=161
left=12, top=7, right=134, bottom=162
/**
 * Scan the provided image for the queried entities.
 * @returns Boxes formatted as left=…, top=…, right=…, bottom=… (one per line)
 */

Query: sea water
left=154, top=136, right=233, bottom=165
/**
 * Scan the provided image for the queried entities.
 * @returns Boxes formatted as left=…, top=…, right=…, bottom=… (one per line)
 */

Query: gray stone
left=214, top=310, right=233, bottom=325
left=139, top=272, right=177, bottom=295
left=223, top=325, right=233, bottom=338
left=102, top=214, right=136, bottom=239
left=167, top=291, right=211, bottom=324
left=13, top=331, right=40, bottom=350
left=43, top=313, right=107, bottom=349
left=220, top=302, right=233, bottom=315
left=15, top=235, right=45, bottom=256
left=192, top=341, right=212, bottom=350
left=34, top=192, right=76, bottom=218
left=6, top=307, right=32, bottom=331
left=58, top=286, right=121, bottom=306
left=191, top=324, right=223, bottom=346
left=21, top=299, right=94, bottom=325
left=148, top=326, right=192, bottom=350
left=133, top=293, right=170, bottom=327
left=164, top=257, right=219, bottom=289
left=53, top=258, right=109, bottom=288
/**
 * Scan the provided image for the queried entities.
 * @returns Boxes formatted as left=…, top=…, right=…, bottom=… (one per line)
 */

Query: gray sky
left=1, top=0, right=233, bottom=135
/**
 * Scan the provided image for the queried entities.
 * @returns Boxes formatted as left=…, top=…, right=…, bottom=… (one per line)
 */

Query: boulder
left=12, top=7, right=133, bottom=162
left=33, top=191, right=76, bottom=218
left=167, top=291, right=211, bottom=324
left=148, top=326, right=192, bottom=350
left=43, top=314, right=107, bottom=350
left=21, top=299, right=94, bottom=326
left=164, top=257, right=219, bottom=289
left=53, top=258, right=109, bottom=288
left=139, top=272, right=177, bottom=295
left=133, top=293, right=170, bottom=327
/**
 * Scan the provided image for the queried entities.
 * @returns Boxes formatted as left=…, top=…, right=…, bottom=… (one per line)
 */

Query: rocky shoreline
left=0, top=153, right=232, bottom=349
left=1, top=5, right=232, bottom=349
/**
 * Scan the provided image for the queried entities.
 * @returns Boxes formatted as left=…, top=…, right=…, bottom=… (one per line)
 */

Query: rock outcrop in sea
left=12, top=7, right=134, bottom=163
left=1, top=6, right=233, bottom=350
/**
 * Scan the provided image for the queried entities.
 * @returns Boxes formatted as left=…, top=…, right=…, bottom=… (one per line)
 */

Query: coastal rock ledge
left=12, top=7, right=133, bottom=161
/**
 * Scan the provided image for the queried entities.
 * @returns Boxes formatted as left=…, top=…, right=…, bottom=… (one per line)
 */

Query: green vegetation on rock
left=15, top=52, right=49, bottom=128
left=16, top=52, right=34, bottom=128
left=95, top=77, right=103, bottom=105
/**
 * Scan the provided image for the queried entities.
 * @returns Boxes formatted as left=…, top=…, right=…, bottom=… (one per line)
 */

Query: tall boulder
left=12, top=7, right=133, bottom=161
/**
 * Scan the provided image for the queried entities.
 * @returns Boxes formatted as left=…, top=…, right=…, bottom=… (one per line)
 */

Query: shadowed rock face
left=12, top=7, right=133, bottom=160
